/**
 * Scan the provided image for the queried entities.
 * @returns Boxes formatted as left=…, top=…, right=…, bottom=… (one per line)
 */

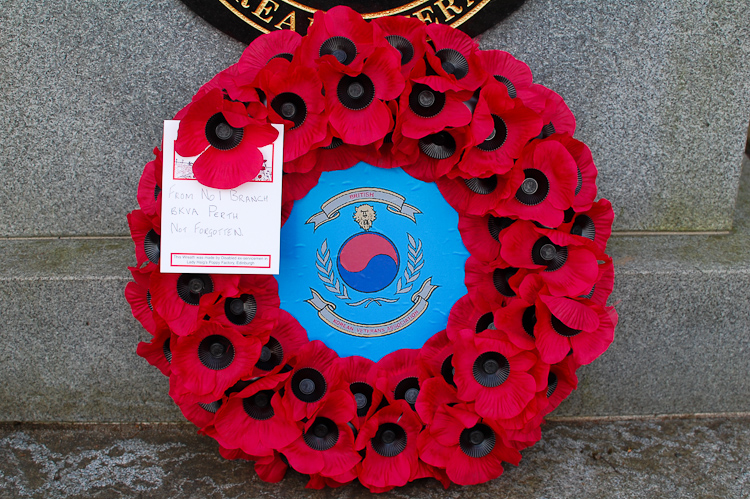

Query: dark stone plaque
left=179, top=0, right=527, bottom=44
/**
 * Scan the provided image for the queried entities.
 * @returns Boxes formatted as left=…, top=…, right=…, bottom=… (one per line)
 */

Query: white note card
left=160, top=120, right=284, bottom=274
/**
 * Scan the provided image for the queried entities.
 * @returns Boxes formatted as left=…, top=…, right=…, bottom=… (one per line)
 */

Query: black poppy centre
left=531, top=237, right=568, bottom=272
left=205, top=113, right=243, bottom=151
left=372, top=422, right=407, bottom=457
left=271, top=92, right=307, bottom=129
left=256, top=336, right=284, bottom=371
left=320, top=36, right=357, bottom=65
left=292, top=367, right=327, bottom=402
left=472, top=351, right=510, bottom=388
left=198, top=334, right=235, bottom=370
left=225, top=294, right=258, bottom=326
left=176, top=274, right=214, bottom=305
left=337, top=74, right=376, bottom=111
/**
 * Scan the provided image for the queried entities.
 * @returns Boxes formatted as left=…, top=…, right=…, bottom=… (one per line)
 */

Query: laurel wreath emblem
left=316, top=239, right=350, bottom=300
left=395, top=234, right=423, bottom=295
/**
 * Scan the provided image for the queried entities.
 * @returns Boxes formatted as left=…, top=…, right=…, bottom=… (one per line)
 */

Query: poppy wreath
left=127, top=6, right=617, bottom=491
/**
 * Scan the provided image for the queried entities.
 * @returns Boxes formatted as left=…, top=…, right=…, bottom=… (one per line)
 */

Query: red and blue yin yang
left=336, top=232, right=400, bottom=293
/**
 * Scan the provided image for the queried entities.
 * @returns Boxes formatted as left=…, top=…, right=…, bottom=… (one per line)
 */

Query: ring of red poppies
left=127, top=6, right=617, bottom=491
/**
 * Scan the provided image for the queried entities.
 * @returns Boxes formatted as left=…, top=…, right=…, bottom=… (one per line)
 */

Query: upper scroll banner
left=179, top=0, right=527, bottom=44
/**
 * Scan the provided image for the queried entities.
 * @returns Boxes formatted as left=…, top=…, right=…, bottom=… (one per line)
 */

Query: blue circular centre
left=277, top=162, right=469, bottom=361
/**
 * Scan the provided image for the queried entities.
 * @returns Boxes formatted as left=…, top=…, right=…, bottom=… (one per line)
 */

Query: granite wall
left=1, top=0, right=749, bottom=421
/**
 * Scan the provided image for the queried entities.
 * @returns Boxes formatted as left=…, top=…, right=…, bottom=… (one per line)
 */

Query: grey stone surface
left=0, top=157, right=749, bottom=422
left=0, top=0, right=245, bottom=237
left=1, top=418, right=748, bottom=498
left=1, top=0, right=749, bottom=236
left=481, top=0, right=750, bottom=231
left=0, top=239, right=180, bottom=422
left=554, top=156, right=750, bottom=416
left=0, top=271, right=180, bottom=423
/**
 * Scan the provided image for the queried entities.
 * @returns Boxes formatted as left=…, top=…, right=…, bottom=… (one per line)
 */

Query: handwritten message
left=159, top=120, right=284, bottom=274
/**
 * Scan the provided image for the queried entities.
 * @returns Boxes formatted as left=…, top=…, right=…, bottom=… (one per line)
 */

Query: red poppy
left=542, top=356, right=579, bottom=416
left=125, top=266, right=158, bottom=335
left=488, top=358, right=551, bottom=430
left=254, top=451, right=290, bottom=483
left=218, top=446, right=256, bottom=461
left=464, top=256, right=525, bottom=310
left=505, top=272, right=612, bottom=365
left=416, top=330, right=455, bottom=386
left=581, top=257, right=615, bottom=306
left=494, top=139, right=578, bottom=227
left=418, top=402, right=521, bottom=485
left=336, top=355, right=384, bottom=429
left=197, top=274, right=279, bottom=339
left=213, top=372, right=301, bottom=457
left=175, top=88, right=278, bottom=189
left=396, top=59, right=473, bottom=140
left=373, top=349, right=421, bottom=410
left=446, top=294, right=497, bottom=338
left=319, top=46, right=404, bottom=145
left=452, top=328, right=540, bottom=420
left=457, top=85, right=543, bottom=178
left=173, top=65, right=237, bottom=120
left=355, top=400, right=423, bottom=491
left=545, top=133, right=598, bottom=212
left=418, top=23, right=487, bottom=92
left=492, top=297, right=538, bottom=352
left=371, top=16, right=428, bottom=77
left=281, top=340, right=342, bottom=421
left=415, top=377, right=460, bottom=425
left=499, top=220, right=600, bottom=297
left=314, top=135, right=373, bottom=172
left=218, top=447, right=290, bottom=483
left=236, top=29, right=303, bottom=83
left=401, top=126, right=473, bottom=182
left=305, top=469, right=358, bottom=489
left=251, top=309, right=309, bottom=378
left=127, top=209, right=160, bottom=269
left=256, top=58, right=328, bottom=162
left=503, top=414, right=544, bottom=451
left=561, top=199, right=615, bottom=253
left=149, top=270, right=239, bottom=336
left=517, top=83, right=576, bottom=137
left=298, top=6, right=385, bottom=73
left=284, top=128, right=370, bottom=174
left=136, top=147, right=162, bottom=232
left=534, top=296, right=617, bottom=366
left=170, top=321, right=261, bottom=401
left=175, top=396, right=225, bottom=429
left=437, top=163, right=524, bottom=216
left=457, top=213, right=516, bottom=263
left=411, top=457, right=452, bottom=490
left=477, top=50, right=534, bottom=99
left=282, top=169, right=323, bottom=212
left=135, top=321, right=173, bottom=377
left=365, top=103, right=421, bottom=169
left=281, top=390, right=361, bottom=477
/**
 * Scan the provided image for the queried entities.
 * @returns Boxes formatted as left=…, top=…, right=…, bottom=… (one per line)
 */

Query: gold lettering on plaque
left=252, top=0, right=280, bottom=22
left=274, top=11, right=296, bottom=30
left=413, top=6, right=435, bottom=23
left=433, top=0, right=463, bottom=21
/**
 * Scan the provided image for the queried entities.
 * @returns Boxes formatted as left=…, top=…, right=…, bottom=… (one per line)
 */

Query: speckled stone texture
left=1, top=418, right=748, bottom=498
left=2, top=0, right=750, bottom=422
left=480, top=0, right=750, bottom=231
left=1, top=157, right=749, bottom=422
left=0, top=0, right=244, bottom=237
left=1, top=0, right=749, bottom=236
